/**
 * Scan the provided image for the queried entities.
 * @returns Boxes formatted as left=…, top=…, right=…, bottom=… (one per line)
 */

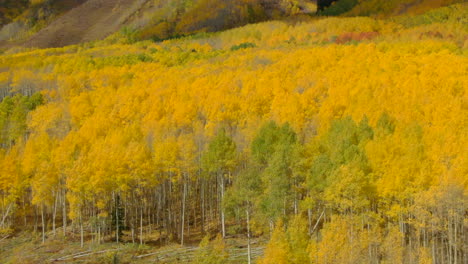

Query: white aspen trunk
left=112, top=191, right=118, bottom=243
left=0, top=203, right=12, bottom=228
left=98, top=225, right=101, bottom=244
left=201, top=178, right=205, bottom=234
left=63, top=188, right=67, bottom=236
left=167, top=179, right=172, bottom=243
left=181, top=174, right=187, bottom=246
left=41, top=204, right=46, bottom=244
left=53, top=192, right=58, bottom=236
left=23, top=196, right=27, bottom=226
left=209, top=177, right=214, bottom=224
left=34, top=206, right=38, bottom=233
left=187, top=184, right=191, bottom=238
left=220, top=173, right=226, bottom=238
left=454, top=213, right=458, bottom=264
left=80, top=211, right=84, bottom=248
left=140, top=205, right=143, bottom=245
left=311, top=210, right=325, bottom=235
left=246, top=209, right=252, bottom=264
left=163, top=181, right=169, bottom=245
left=116, top=194, right=119, bottom=244
left=431, top=223, right=436, bottom=264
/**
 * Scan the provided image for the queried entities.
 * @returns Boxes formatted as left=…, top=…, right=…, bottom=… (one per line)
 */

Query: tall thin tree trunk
left=140, top=204, right=143, bottom=245
left=53, top=193, right=58, bottom=237
left=0, top=203, right=12, bottom=228
left=63, top=188, right=67, bottom=236
left=80, top=211, right=84, bottom=248
left=115, top=193, right=120, bottom=244
left=246, top=208, right=252, bottom=264
left=220, top=172, right=226, bottom=238
left=34, top=205, right=38, bottom=234
left=181, top=174, right=187, bottom=246
left=98, top=223, right=101, bottom=244
left=163, top=181, right=169, bottom=244
left=41, top=204, right=46, bottom=244
left=165, top=180, right=171, bottom=244
left=201, top=178, right=205, bottom=234
left=23, top=196, right=27, bottom=226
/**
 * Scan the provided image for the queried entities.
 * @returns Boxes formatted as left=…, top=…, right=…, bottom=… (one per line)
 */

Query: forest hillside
left=1, top=0, right=305, bottom=48
left=0, top=0, right=467, bottom=263
left=1, top=0, right=463, bottom=48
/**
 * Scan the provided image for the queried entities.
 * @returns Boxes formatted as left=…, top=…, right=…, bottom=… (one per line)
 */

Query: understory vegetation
left=0, top=1, right=467, bottom=263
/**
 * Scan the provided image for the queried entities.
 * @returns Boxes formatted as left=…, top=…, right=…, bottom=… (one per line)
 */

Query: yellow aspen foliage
left=315, top=217, right=350, bottom=264
left=0, top=3, right=465, bottom=262
left=252, top=216, right=311, bottom=264
left=381, top=226, right=404, bottom=264
left=258, top=221, right=289, bottom=264
left=287, top=216, right=310, bottom=264
left=0, top=147, right=24, bottom=206
left=418, top=247, right=433, bottom=264
left=314, top=215, right=381, bottom=264
left=194, top=234, right=229, bottom=264
left=22, top=133, right=57, bottom=207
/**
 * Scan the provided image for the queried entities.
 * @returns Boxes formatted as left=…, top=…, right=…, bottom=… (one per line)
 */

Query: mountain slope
left=24, top=0, right=149, bottom=48
left=1, top=0, right=464, bottom=49
left=2, top=0, right=307, bottom=49
left=346, top=0, right=465, bottom=16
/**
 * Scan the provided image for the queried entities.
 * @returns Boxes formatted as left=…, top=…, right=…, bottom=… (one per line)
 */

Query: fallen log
left=52, top=249, right=120, bottom=261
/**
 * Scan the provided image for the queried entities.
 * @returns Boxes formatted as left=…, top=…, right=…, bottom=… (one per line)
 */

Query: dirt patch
left=23, top=0, right=147, bottom=48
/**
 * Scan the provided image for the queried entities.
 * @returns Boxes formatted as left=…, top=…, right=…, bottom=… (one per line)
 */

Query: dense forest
left=0, top=0, right=467, bottom=263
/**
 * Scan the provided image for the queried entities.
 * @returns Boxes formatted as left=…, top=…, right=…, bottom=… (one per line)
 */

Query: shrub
left=319, top=0, right=359, bottom=16
left=193, top=234, right=229, bottom=264
left=120, top=26, right=138, bottom=44
left=0, top=21, right=27, bottom=42
left=175, top=0, right=269, bottom=36
left=138, top=20, right=173, bottom=41
left=230, top=42, right=257, bottom=51
left=393, top=3, right=468, bottom=28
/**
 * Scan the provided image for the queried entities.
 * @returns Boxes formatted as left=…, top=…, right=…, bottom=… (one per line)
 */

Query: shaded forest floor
left=0, top=230, right=265, bottom=263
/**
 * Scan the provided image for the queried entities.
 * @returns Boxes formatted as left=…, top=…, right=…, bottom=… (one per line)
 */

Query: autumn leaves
left=0, top=5, right=466, bottom=262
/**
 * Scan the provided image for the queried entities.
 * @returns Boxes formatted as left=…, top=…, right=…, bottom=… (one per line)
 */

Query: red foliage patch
left=335, top=31, right=380, bottom=44
left=419, top=31, right=443, bottom=39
